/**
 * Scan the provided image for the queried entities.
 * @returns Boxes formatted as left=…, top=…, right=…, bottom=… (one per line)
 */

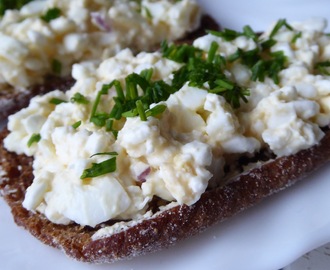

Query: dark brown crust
left=176, top=14, right=220, bottom=44
left=1, top=128, right=330, bottom=263
left=0, top=75, right=75, bottom=122
left=0, top=15, right=220, bottom=123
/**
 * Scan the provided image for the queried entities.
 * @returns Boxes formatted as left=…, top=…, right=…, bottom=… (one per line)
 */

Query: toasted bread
left=0, top=76, right=75, bottom=123
left=1, top=11, right=329, bottom=264
left=0, top=128, right=329, bottom=263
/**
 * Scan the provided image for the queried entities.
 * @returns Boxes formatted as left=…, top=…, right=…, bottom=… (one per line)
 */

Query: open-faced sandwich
left=1, top=12, right=330, bottom=264
left=0, top=0, right=216, bottom=121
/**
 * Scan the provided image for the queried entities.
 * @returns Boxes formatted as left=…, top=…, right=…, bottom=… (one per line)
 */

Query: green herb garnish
left=140, top=68, right=154, bottom=82
left=146, top=104, right=167, bottom=118
left=228, top=45, right=288, bottom=84
left=0, top=0, right=33, bottom=16
left=207, top=24, right=258, bottom=42
left=27, top=133, right=41, bottom=147
left=136, top=100, right=147, bottom=121
left=90, top=68, right=174, bottom=128
left=51, top=59, right=62, bottom=75
left=269, top=19, right=293, bottom=38
left=71, top=93, right=89, bottom=104
left=143, top=6, right=153, bottom=20
left=245, top=51, right=287, bottom=84
left=71, top=121, right=81, bottom=129
left=261, top=38, right=277, bottom=50
left=242, top=25, right=258, bottom=41
left=315, top=61, right=330, bottom=75
left=80, top=153, right=118, bottom=179
left=291, top=31, right=302, bottom=43
left=105, top=119, right=118, bottom=139
left=207, top=41, right=219, bottom=63
left=161, top=40, right=202, bottom=63
left=165, top=43, right=250, bottom=109
left=89, top=83, right=113, bottom=126
left=90, top=152, right=118, bottom=158
left=207, top=19, right=296, bottom=85
left=41, top=7, right=61, bottom=22
left=207, top=28, right=242, bottom=41
left=49, top=98, right=67, bottom=105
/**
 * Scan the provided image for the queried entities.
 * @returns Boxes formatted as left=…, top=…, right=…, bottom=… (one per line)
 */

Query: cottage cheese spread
left=4, top=18, right=330, bottom=228
left=0, top=0, right=201, bottom=88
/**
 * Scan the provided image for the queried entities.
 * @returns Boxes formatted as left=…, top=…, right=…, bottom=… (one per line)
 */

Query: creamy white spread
left=0, top=0, right=201, bottom=88
left=4, top=18, right=330, bottom=228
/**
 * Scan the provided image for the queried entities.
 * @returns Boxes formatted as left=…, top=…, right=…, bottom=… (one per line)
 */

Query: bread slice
left=0, top=15, right=219, bottom=123
left=0, top=75, right=75, bottom=123
left=1, top=127, right=329, bottom=263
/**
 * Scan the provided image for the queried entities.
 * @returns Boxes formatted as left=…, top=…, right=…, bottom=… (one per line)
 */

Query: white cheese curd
left=4, top=90, right=67, bottom=156
left=4, top=18, right=330, bottom=228
left=244, top=86, right=324, bottom=156
left=164, top=85, right=260, bottom=154
left=117, top=116, right=213, bottom=205
left=0, top=0, right=201, bottom=88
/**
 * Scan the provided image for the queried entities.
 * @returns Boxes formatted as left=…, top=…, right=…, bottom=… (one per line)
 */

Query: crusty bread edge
left=83, top=129, right=330, bottom=263
left=1, top=128, right=330, bottom=263
left=0, top=76, right=75, bottom=122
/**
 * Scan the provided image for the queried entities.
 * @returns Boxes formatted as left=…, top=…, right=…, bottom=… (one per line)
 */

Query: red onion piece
left=90, top=12, right=112, bottom=32
left=137, top=167, right=151, bottom=183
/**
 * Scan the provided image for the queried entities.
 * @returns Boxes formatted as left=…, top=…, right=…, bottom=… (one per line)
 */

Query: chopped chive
left=71, top=93, right=89, bottom=104
left=51, top=59, right=62, bottom=75
left=90, top=84, right=111, bottom=121
left=105, top=119, right=114, bottom=132
left=214, top=54, right=226, bottom=69
left=136, top=100, right=147, bottom=121
left=243, top=25, right=257, bottom=41
left=113, top=80, right=125, bottom=101
left=161, top=41, right=202, bottom=63
left=143, top=6, right=153, bottom=20
left=315, top=61, right=330, bottom=75
left=215, top=79, right=234, bottom=90
left=228, top=49, right=242, bottom=62
left=27, top=133, right=41, bottom=147
left=145, top=104, right=167, bottom=118
left=105, top=120, right=118, bottom=138
left=126, top=78, right=138, bottom=100
left=0, top=0, right=33, bottom=16
left=80, top=157, right=117, bottom=179
left=90, top=113, right=110, bottom=127
left=261, top=38, right=277, bottom=49
left=90, top=152, right=118, bottom=158
left=207, top=28, right=241, bottom=41
left=41, top=7, right=61, bottom=22
left=122, top=108, right=138, bottom=118
left=71, top=120, right=81, bottom=129
left=251, top=60, right=266, bottom=82
left=270, top=19, right=293, bottom=38
left=291, top=31, right=302, bottom=43
left=49, top=98, right=67, bottom=105
left=109, top=100, right=123, bottom=120
left=207, top=41, right=219, bottom=63
left=140, top=68, right=154, bottom=82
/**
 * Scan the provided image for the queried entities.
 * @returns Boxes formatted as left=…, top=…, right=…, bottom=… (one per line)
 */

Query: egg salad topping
left=4, top=18, right=330, bottom=227
left=0, top=0, right=201, bottom=88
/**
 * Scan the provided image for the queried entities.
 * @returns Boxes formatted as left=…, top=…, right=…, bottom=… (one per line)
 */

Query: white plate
left=1, top=1, right=330, bottom=270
